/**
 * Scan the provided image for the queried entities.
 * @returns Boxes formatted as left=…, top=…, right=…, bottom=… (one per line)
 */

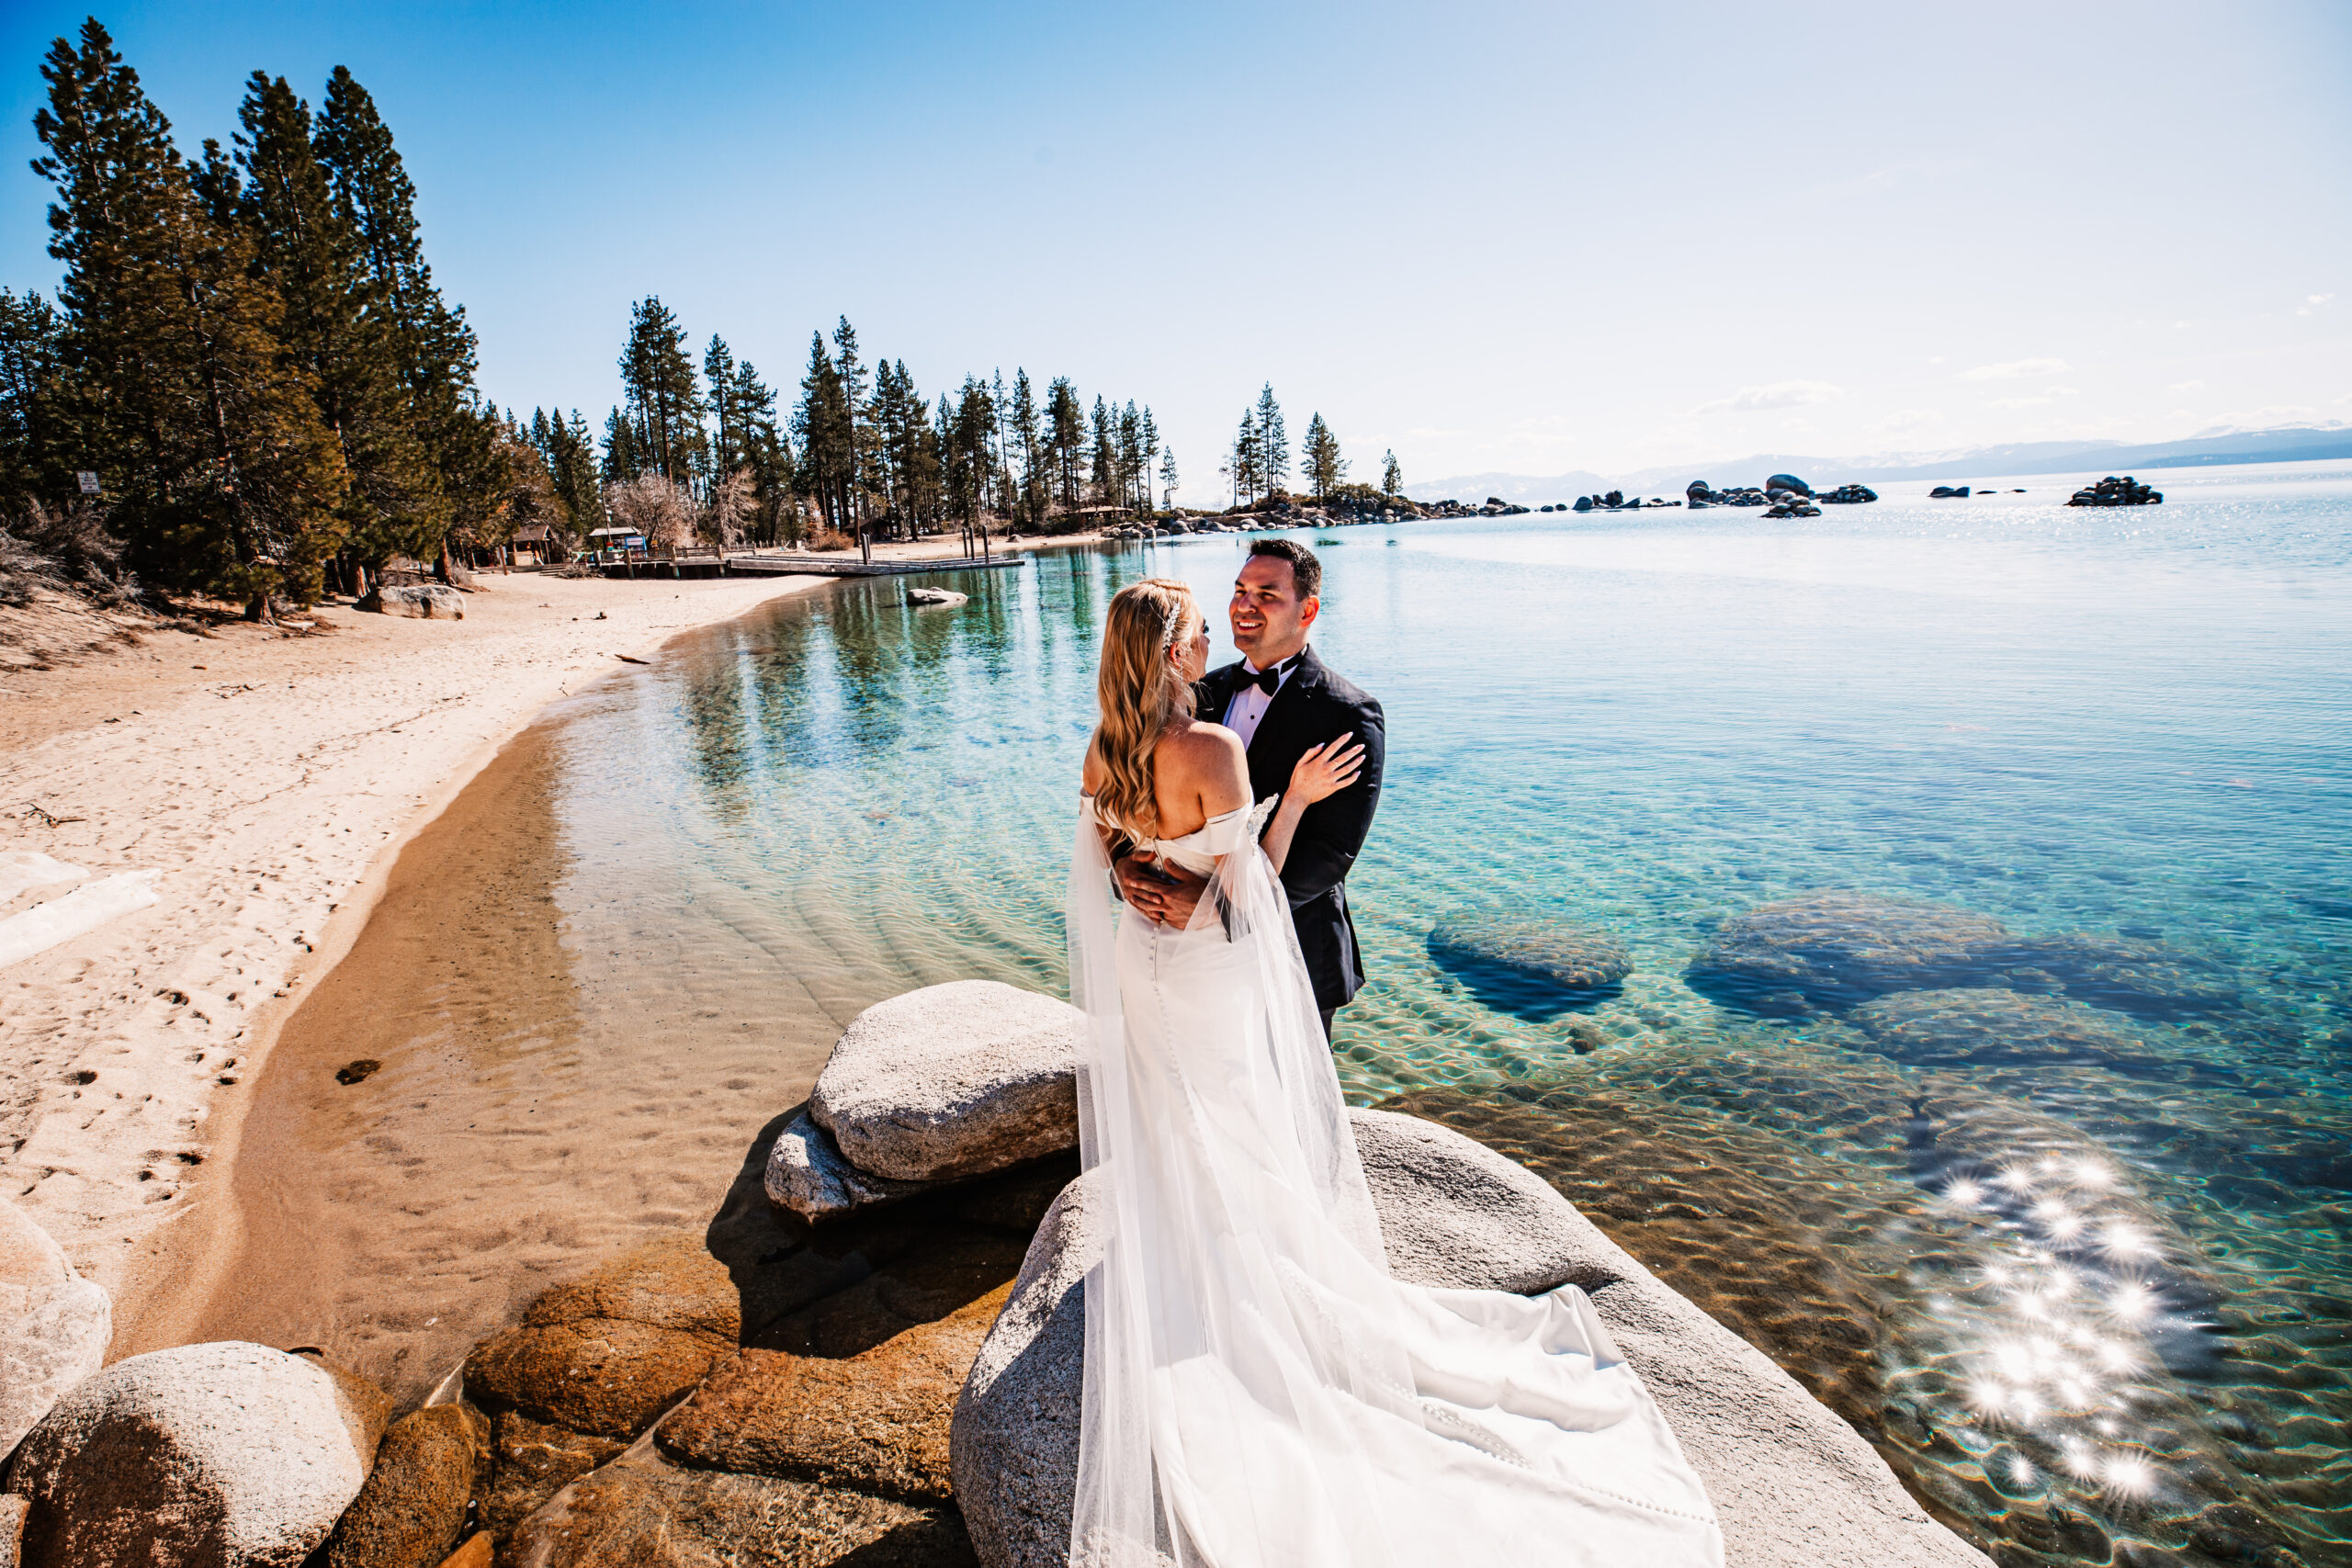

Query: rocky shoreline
left=1, top=977, right=1989, bottom=1566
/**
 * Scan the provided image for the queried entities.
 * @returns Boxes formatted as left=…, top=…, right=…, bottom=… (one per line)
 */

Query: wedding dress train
left=1067, top=798, right=1723, bottom=1567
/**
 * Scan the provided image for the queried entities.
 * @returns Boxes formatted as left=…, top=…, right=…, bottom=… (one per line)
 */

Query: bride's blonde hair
left=1089, top=577, right=1200, bottom=841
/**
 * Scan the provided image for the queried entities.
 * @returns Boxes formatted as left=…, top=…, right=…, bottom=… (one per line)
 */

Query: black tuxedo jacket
left=1198, top=647, right=1385, bottom=1011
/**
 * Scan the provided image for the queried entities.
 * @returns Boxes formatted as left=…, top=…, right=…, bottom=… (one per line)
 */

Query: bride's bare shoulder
left=1158, top=720, right=1247, bottom=781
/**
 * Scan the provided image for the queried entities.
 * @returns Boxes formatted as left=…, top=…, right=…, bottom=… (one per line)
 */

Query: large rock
left=0, top=1200, right=110, bottom=1459
left=764, top=1109, right=938, bottom=1223
left=463, top=1235, right=739, bottom=1440
left=358, top=583, right=465, bottom=619
left=1686, top=891, right=2008, bottom=1013
left=505, top=1437, right=975, bottom=1568
left=1427, top=911, right=1633, bottom=1012
left=950, top=1111, right=1988, bottom=1568
left=482, top=1411, right=623, bottom=1540
left=320, top=1402, right=489, bottom=1568
left=660, top=1231, right=1026, bottom=1503
left=810, top=982, right=1083, bottom=1183
left=1349, top=1107, right=1619, bottom=1292
left=9, top=1340, right=391, bottom=1568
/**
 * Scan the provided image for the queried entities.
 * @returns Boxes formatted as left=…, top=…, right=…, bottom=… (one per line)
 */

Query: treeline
left=1222, top=383, right=1403, bottom=509
left=0, top=21, right=1184, bottom=613
left=0, top=21, right=560, bottom=619
left=585, top=302, right=1172, bottom=561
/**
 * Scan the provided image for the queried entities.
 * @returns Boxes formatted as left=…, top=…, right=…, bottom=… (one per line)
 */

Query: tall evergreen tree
left=1255, top=383, right=1288, bottom=495
left=1302, top=412, right=1345, bottom=498
left=313, top=66, right=490, bottom=577
left=1382, top=449, right=1402, bottom=497
left=235, top=71, right=439, bottom=580
left=0, top=288, right=69, bottom=505
left=831, top=317, right=874, bottom=539
left=1158, top=443, right=1179, bottom=512
left=616, top=298, right=701, bottom=486
left=33, top=20, right=348, bottom=616
left=1231, top=409, right=1263, bottom=505
left=791, top=331, right=854, bottom=547
left=1046, top=377, right=1084, bottom=510
left=1009, top=367, right=1043, bottom=526
left=530, top=405, right=603, bottom=546
left=1139, top=407, right=1159, bottom=514
left=1088, top=396, right=1114, bottom=505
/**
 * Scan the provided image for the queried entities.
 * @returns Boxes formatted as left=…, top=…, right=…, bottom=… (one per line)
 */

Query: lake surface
left=277, top=459, right=2352, bottom=1566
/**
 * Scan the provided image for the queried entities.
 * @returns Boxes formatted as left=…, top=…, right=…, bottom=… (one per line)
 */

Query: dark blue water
left=553, top=460, right=2352, bottom=1567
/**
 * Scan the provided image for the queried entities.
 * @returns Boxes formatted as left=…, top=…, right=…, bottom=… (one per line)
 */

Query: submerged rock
left=463, top=1234, right=740, bottom=1440
left=1685, top=890, right=2008, bottom=1012
left=505, top=1438, right=977, bottom=1567
left=1427, top=911, right=1633, bottom=998
left=0, top=1197, right=111, bottom=1460
left=950, top=1108, right=1986, bottom=1568
left=905, top=588, right=968, bottom=606
left=810, top=981, right=1084, bottom=1184
left=10, top=1341, right=390, bottom=1568
left=1849, top=987, right=2162, bottom=1067
left=1973, top=931, right=2239, bottom=1021
left=484, top=1409, right=625, bottom=1540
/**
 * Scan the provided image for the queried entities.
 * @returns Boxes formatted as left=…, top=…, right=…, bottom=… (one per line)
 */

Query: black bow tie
left=1239, top=660, right=1291, bottom=696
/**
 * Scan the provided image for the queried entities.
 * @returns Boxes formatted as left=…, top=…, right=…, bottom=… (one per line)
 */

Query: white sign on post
left=76, top=472, right=100, bottom=495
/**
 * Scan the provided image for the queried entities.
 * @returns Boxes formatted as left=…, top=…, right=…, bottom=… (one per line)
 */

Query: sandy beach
left=0, top=553, right=1046, bottom=1350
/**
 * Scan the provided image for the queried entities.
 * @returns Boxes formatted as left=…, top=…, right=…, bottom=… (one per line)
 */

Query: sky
left=4, top=2, right=2347, bottom=499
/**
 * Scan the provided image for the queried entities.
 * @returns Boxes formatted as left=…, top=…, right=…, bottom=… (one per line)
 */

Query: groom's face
left=1229, top=557, right=1318, bottom=665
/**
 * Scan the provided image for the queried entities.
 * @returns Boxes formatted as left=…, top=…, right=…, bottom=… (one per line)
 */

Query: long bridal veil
left=1064, top=815, right=1724, bottom=1567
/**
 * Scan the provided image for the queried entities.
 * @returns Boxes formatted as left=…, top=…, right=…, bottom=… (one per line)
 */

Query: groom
left=1115, top=538, right=1385, bottom=1040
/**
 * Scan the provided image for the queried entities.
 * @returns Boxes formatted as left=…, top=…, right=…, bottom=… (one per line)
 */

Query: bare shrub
left=809, top=526, right=855, bottom=552
left=702, top=469, right=755, bottom=551
left=605, top=475, right=696, bottom=554
left=0, top=499, right=141, bottom=609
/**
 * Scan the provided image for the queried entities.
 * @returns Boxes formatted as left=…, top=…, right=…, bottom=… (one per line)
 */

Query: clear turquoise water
left=550, top=460, right=2351, bottom=1567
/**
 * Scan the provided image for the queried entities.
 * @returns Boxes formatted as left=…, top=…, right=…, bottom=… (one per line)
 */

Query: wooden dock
left=721, top=554, right=1031, bottom=578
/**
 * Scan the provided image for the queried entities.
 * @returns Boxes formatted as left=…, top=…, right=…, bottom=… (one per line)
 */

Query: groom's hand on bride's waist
left=1114, top=858, right=1207, bottom=927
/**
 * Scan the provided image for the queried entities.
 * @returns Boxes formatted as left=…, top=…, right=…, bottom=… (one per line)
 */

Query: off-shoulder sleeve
left=1196, top=795, right=1280, bottom=855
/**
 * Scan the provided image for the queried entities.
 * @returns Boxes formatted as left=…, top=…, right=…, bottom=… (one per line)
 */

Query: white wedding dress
left=1067, top=796, right=1724, bottom=1567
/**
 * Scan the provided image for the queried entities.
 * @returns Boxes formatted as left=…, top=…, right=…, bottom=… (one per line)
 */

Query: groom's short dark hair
left=1247, top=538, right=1321, bottom=602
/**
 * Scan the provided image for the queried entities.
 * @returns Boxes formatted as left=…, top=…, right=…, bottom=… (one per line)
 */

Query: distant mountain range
left=1408, top=423, right=2352, bottom=504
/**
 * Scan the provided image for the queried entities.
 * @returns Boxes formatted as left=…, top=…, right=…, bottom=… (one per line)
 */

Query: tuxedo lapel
left=1241, top=648, right=1323, bottom=796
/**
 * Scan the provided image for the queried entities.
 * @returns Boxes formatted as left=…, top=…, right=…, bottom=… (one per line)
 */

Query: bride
left=1067, top=577, right=1723, bottom=1567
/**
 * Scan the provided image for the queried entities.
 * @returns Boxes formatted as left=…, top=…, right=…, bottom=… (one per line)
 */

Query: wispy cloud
left=1961, top=357, right=2071, bottom=381
left=1690, top=379, right=1842, bottom=415
left=1986, top=385, right=2080, bottom=410
left=1874, top=408, right=1940, bottom=435
left=2297, top=293, right=2335, bottom=317
left=2166, top=379, right=2205, bottom=393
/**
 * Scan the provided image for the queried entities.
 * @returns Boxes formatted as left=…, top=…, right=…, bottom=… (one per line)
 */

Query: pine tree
left=1090, top=396, right=1115, bottom=506
left=530, top=405, right=603, bottom=547
left=1009, top=368, right=1042, bottom=526
left=33, top=20, right=348, bottom=616
left=1158, top=443, right=1178, bottom=513
left=0, top=288, right=69, bottom=505
left=616, top=299, right=700, bottom=487
left=1382, top=449, right=1402, bottom=497
left=1231, top=409, right=1262, bottom=506
left=1302, top=412, right=1345, bottom=499
left=1046, top=377, right=1084, bottom=511
left=1255, top=383, right=1287, bottom=496
left=791, top=331, right=854, bottom=546
left=831, top=317, right=873, bottom=549
left=313, top=66, right=489, bottom=580
left=235, top=71, right=439, bottom=581
left=1139, top=407, right=1159, bottom=515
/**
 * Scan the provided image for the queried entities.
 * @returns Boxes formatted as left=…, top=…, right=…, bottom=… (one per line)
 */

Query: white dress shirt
left=1221, top=653, right=1300, bottom=750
